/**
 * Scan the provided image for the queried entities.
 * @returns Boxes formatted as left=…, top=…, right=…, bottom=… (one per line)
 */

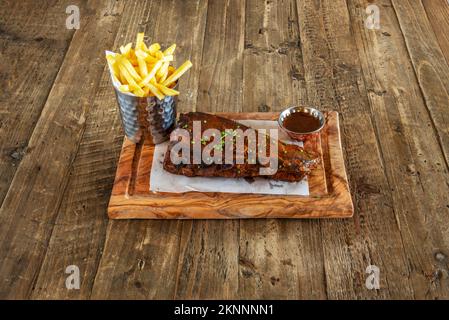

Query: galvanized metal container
left=113, top=87, right=177, bottom=144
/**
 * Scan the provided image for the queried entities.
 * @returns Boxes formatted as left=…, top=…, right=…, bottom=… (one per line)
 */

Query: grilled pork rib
left=162, top=112, right=319, bottom=182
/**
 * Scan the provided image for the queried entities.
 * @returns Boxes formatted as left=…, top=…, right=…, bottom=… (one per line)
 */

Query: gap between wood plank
left=391, top=0, right=449, bottom=171
left=347, top=0, right=449, bottom=298
left=172, top=0, right=211, bottom=299
left=33, top=3, right=125, bottom=299
left=342, top=1, right=411, bottom=299
left=296, top=0, right=330, bottom=300
left=0, top=0, right=80, bottom=208
left=345, top=0, right=416, bottom=298
left=296, top=0, right=417, bottom=298
left=90, top=0, right=211, bottom=299
left=25, top=22, right=88, bottom=296
left=0, top=10, right=80, bottom=299
left=421, top=0, right=449, bottom=67
left=0, top=0, right=125, bottom=299
left=0, top=35, right=76, bottom=207
left=172, top=0, right=244, bottom=299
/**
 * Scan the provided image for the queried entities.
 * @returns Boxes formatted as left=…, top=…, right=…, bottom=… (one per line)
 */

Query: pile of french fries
left=106, top=32, right=192, bottom=99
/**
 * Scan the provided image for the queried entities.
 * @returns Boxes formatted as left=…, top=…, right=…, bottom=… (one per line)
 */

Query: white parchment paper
left=149, top=120, right=309, bottom=195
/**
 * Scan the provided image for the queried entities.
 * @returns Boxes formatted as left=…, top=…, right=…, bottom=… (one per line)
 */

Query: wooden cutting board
left=108, top=112, right=353, bottom=219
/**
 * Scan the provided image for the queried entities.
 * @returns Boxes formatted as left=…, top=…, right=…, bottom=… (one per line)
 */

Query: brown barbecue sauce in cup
left=278, top=106, right=325, bottom=141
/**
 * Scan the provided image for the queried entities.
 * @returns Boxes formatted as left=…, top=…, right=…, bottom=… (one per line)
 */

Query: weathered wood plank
left=0, top=0, right=124, bottom=299
left=195, top=0, right=245, bottom=113
left=0, top=0, right=78, bottom=206
left=30, top=1, right=127, bottom=299
left=239, top=0, right=326, bottom=299
left=361, top=0, right=449, bottom=298
left=90, top=0, right=209, bottom=299
left=175, top=219, right=239, bottom=299
left=422, top=0, right=449, bottom=66
left=392, top=0, right=449, bottom=167
left=173, top=0, right=245, bottom=299
left=243, top=0, right=307, bottom=112
left=296, top=0, right=415, bottom=298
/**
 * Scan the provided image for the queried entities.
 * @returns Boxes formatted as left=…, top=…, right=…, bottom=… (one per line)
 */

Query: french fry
left=156, top=61, right=169, bottom=82
left=135, top=32, right=145, bottom=50
left=119, top=55, right=142, bottom=91
left=155, top=83, right=179, bottom=96
left=163, top=44, right=176, bottom=55
left=107, top=33, right=192, bottom=98
left=154, top=51, right=164, bottom=60
left=162, top=54, right=174, bottom=62
left=129, top=51, right=138, bottom=66
left=106, top=54, right=115, bottom=64
left=168, top=81, right=177, bottom=89
left=118, top=56, right=142, bottom=82
left=139, top=60, right=163, bottom=86
left=141, top=42, right=150, bottom=52
left=144, top=54, right=158, bottom=63
left=137, top=56, right=148, bottom=77
left=135, top=49, right=148, bottom=59
left=118, top=63, right=140, bottom=88
left=145, top=82, right=165, bottom=100
left=159, top=72, right=168, bottom=83
left=106, top=55, right=120, bottom=78
left=119, top=43, right=132, bottom=55
left=162, top=60, right=192, bottom=87
left=119, top=84, right=130, bottom=93
left=110, top=74, right=120, bottom=86
left=148, top=43, right=161, bottom=55
left=129, top=83, right=145, bottom=97
left=119, top=70, right=127, bottom=85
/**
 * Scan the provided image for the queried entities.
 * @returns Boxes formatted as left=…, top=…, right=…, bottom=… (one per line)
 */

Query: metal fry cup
left=113, top=87, right=177, bottom=144
left=106, top=51, right=176, bottom=144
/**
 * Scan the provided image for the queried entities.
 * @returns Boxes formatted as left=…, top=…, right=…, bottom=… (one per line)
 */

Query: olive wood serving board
left=108, top=112, right=353, bottom=219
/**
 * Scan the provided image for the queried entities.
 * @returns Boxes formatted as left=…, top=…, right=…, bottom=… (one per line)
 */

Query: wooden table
left=1, top=0, right=448, bottom=300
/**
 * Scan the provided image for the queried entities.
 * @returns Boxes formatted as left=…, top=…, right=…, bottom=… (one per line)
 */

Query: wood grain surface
left=0, top=0, right=80, bottom=205
left=0, top=0, right=448, bottom=299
